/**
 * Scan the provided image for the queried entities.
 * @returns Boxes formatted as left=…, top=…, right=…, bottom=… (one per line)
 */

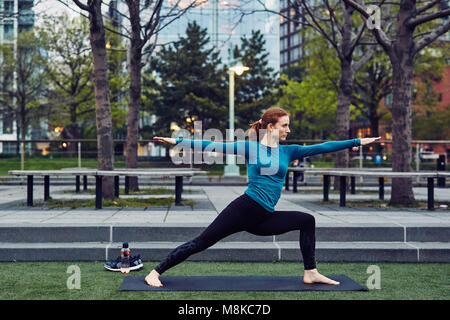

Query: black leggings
left=154, top=193, right=316, bottom=274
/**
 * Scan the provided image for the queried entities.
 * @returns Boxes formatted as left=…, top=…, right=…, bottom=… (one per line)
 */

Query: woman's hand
left=153, top=137, right=177, bottom=145
left=352, top=137, right=381, bottom=151
left=360, top=137, right=381, bottom=146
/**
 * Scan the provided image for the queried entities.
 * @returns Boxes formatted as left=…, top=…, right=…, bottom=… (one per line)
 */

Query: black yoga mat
left=119, top=275, right=367, bottom=291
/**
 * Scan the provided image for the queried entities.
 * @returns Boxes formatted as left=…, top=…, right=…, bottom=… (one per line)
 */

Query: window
left=280, top=23, right=288, bottom=37
left=290, top=33, right=300, bottom=46
left=280, top=37, right=288, bottom=50
left=2, top=116, right=14, bottom=134
left=4, top=1, right=14, bottom=14
left=385, top=93, right=393, bottom=106
left=3, top=22, right=14, bottom=41
left=357, top=128, right=371, bottom=139
left=291, top=47, right=301, bottom=60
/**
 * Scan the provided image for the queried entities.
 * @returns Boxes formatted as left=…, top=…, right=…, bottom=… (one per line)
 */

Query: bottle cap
left=123, top=242, right=129, bottom=248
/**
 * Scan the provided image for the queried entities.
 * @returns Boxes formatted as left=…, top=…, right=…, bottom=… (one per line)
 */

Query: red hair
left=249, top=107, right=289, bottom=141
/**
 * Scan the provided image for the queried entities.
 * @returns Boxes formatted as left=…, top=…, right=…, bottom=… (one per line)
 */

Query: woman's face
left=268, top=115, right=290, bottom=141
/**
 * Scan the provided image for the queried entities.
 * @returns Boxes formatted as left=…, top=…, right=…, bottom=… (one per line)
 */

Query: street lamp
left=224, top=62, right=249, bottom=177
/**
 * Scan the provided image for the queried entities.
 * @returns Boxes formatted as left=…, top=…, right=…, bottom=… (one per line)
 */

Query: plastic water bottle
left=120, top=242, right=130, bottom=274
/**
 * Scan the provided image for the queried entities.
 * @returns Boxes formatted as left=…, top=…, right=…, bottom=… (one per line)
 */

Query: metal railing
left=0, top=139, right=448, bottom=174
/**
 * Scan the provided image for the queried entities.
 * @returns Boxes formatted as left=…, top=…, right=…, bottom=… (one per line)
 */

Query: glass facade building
left=158, top=0, right=280, bottom=74
left=279, top=0, right=308, bottom=70
left=0, top=0, right=34, bottom=43
left=0, top=0, right=35, bottom=152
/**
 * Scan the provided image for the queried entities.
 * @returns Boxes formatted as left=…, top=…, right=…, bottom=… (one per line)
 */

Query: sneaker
left=104, top=254, right=144, bottom=272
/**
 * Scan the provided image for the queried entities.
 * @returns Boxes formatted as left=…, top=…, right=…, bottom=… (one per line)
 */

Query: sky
left=33, top=0, right=86, bottom=24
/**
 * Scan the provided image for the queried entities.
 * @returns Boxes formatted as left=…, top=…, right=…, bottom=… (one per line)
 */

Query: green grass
left=0, top=157, right=101, bottom=176
left=0, top=262, right=448, bottom=300
left=42, top=197, right=195, bottom=209
left=0, top=157, right=247, bottom=176
left=65, top=187, right=181, bottom=196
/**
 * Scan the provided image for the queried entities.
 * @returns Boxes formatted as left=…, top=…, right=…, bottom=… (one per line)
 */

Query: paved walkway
left=0, top=183, right=448, bottom=226
left=1, top=182, right=449, bottom=262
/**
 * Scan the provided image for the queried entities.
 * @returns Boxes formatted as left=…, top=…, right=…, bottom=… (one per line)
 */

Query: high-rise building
left=159, top=0, right=280, bottom=73
left=0, top=0, right=34, bottom=44
left=0, top=0, right=35, bottom=153
left=279, top=0, right=308, bottom=71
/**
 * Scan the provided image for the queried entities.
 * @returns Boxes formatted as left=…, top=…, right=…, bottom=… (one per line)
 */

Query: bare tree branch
left=100, top=0, right=131, bottom=23
left=251, top=0, right=324, bottom=37
left=299, top=0, right=340, bottom=52
left=417, top=0, right=444, bottom=15
left=352, top=43, right=375, bottom=73
left=141, top=0, right=164, bottom=47
left=72, top=0, right=92, bottom=13
left=55, top=0, right=89, bottom=19
left=324, top=0, right=344, bottom=35
left=414, top=18, right=450, bottom=55
left=349, top=21, right=365, bottom=54
left=342, top=0, right=393, bottom=53
left=407, top=7, right=450, bottom=28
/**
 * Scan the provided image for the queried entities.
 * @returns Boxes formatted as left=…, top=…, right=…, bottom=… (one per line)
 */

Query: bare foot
left=145, top=269, right=163, bottom=287
left=303, top=269, right=340, bottom=285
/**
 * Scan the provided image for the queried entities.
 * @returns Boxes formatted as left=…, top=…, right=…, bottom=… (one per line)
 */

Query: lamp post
left=224, top=62, right=249, bottom=177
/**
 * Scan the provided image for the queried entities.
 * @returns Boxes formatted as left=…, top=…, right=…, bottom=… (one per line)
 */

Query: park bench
left=286, top=167, right=449, bottom=210
left=8, top=168, right=206, bottom=209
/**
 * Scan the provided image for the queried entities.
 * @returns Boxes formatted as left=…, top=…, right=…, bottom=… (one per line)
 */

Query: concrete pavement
left=0, top=181, right=449, bottom=263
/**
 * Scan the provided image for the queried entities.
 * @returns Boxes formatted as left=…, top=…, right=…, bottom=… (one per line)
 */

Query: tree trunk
left=125, top=0, right=142, bottom=192
left=334, top=58, right=354, bottom=189
left=389, top=55, right=415, bottom=205
left=368, top=104, right=381, bottom=154
left=125, top=43, right=141, bottom=192
left=89, top=0, right=115, bottom=200
left=387, top=2, right=415, bottom=206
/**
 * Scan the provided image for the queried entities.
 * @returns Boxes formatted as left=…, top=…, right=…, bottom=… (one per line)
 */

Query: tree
left=352, top=46, right=392, bottom=154
left=72, top=0, right=115, bottom=200
left=258, top=0, right=375, bottom=189
left=412, top=42, right=450, bottom=140
left=278, top=35, right=341, bottom=140
left=103, top=0, right=206, bottom=191
left=232, top=30, right=277, bottom=130
left=149, top=21, right=227, bottom=135
left=39, top=14, right=95, bottom=153
left=0, top=30, right=48, bottom=148
left=343, top=0, right=450, bottom=206
left=105, top=20, right=128, bottom=140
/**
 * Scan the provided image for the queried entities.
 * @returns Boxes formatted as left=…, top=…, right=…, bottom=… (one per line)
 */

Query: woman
left=146, top=107, right=380, bottom=287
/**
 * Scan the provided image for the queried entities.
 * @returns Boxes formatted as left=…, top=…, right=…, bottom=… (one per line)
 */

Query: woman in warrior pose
left=146, top=107, right=380, bottom=287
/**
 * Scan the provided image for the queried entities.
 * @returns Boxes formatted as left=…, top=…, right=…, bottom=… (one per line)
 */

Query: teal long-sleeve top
left=175, top=138, right=361, bottom=212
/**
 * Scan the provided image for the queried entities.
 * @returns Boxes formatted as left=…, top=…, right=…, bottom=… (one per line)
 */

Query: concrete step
left=1, top=224, right=449, bottom=243
left=0, top=241, right=448, bottom=263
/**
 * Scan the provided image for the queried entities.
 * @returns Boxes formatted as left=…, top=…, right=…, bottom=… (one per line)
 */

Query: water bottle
left=120, top=242, right=130, bottom=274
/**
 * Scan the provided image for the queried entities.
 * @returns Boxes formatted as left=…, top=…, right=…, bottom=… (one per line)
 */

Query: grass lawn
left=0, top=157, right=240, bottom=177
left=0, top=157, right=102, bottom=176
left=43, top=197, right=195, bottom=209
left=0, top=261, right=448, bottom=300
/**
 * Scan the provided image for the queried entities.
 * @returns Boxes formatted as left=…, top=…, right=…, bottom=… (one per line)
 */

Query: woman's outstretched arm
left=290, top=137, right=381, bottom=160
left=152, top=136, right=248, bottom=157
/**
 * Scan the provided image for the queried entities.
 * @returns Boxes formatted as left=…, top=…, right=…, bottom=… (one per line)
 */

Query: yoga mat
left=119, top=275, right=367, bottom=291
